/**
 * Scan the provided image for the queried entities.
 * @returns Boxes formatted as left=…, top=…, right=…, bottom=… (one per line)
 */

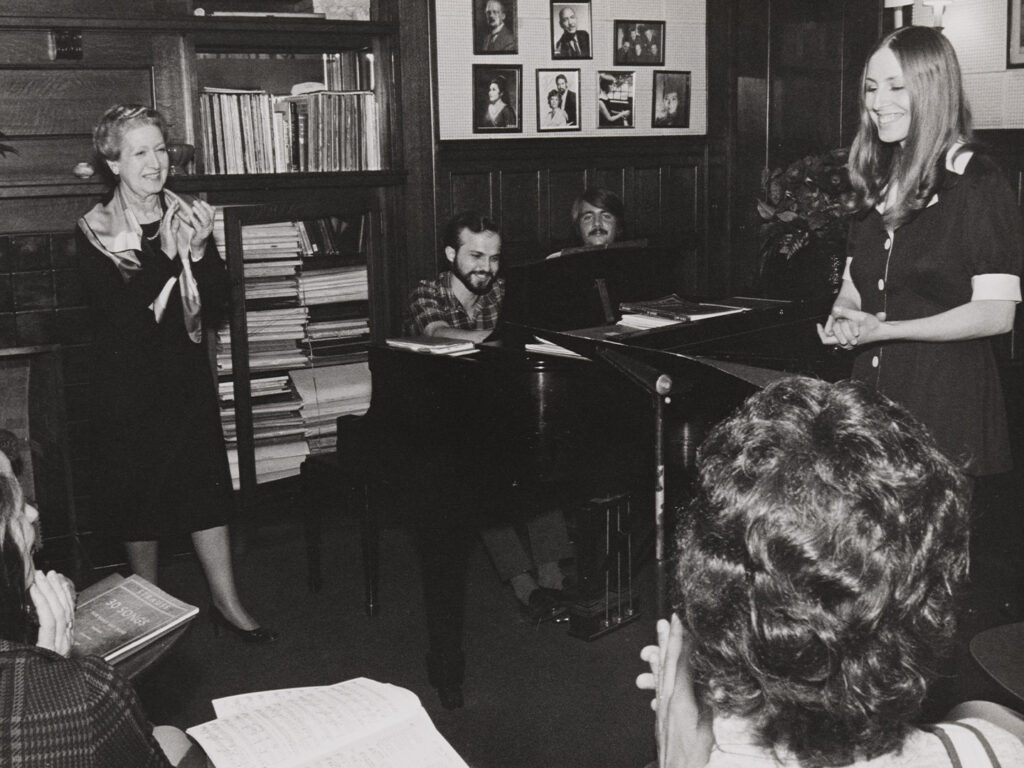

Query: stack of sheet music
left=288, top=362, right=372, bottom=454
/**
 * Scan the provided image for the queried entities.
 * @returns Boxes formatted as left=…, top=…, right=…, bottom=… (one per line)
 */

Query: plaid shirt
left=403, top=271, right=505, bottom=336
left=0, top=640, right=170, bottom=767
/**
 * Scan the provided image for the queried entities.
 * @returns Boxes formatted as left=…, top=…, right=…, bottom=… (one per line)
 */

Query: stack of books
left=214, top=209, right=374, bottom=487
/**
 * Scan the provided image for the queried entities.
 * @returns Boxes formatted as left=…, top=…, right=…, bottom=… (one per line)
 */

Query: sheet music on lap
left=187, top=677, right=469, bottom=768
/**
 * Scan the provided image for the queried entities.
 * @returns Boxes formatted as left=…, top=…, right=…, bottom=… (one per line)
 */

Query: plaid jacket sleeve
left=404, top=279, right=448, bottom=335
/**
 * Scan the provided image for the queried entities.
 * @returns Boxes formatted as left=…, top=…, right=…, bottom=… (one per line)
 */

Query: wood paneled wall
left=434, top=136, right=718, bottom=296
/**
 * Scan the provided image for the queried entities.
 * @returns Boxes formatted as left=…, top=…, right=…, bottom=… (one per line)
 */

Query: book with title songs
left=71, top=574, right=199, bottom=664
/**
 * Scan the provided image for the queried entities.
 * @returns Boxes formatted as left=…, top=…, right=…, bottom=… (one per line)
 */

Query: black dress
left=77, top=211, right=232, bottom=540
left=848, top=153, right=1023, bottom=476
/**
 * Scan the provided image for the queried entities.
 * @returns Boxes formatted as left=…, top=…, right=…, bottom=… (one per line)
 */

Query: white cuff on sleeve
left=971, top=273, right=1022, bottom=302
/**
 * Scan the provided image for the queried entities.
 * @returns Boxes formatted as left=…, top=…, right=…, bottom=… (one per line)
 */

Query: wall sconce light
left=923, top=0, right=953, bottom=29
left=884, top=0, right=914, bottom=28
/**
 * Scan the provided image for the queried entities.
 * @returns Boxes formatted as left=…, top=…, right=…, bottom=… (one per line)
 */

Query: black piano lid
left=499, top=243, right=677, bottom=332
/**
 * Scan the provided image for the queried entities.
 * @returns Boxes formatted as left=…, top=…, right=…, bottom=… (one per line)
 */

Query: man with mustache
left=478, top=0, right=515, bottom=53
left=572, top=186, right=624, bottom=247
left=404, top=210, right=504, bottom=343
left=402, top=212, right=573, bottom=708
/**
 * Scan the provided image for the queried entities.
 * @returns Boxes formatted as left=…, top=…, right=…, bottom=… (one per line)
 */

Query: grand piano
left=347, top=244, right=849, bottom=706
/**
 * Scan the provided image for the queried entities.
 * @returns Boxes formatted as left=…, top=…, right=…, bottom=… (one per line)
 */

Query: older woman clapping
left=77, top=104, right=274, bottom=644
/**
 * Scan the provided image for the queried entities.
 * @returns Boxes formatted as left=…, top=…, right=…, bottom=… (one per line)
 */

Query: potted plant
left=755, top=147, right=856, bottom=300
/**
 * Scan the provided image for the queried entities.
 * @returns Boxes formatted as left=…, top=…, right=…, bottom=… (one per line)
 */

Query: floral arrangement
left=755, top=147, right=857, bottom=295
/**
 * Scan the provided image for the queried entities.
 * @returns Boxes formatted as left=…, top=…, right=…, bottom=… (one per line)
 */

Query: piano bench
left=299, top=414, right=380, bottom=617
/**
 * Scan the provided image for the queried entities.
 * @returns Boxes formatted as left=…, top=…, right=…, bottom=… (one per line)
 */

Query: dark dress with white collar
left=847, top=153, right=1023, bottom=476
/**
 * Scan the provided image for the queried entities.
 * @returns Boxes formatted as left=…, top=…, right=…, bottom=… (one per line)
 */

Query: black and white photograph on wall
left=551, top=2, right=592, bottom=59
left=1010, top=0, right=1024, bottom=66
left=613, top=20, right=665, bottom=65
left=597, top=71, right=633, bottom=128
left=474, top=0, right=518, bottom=54
left=537, top=69, right=580, bottom=131
left=652, top=71, right=690, bottom=128
left=473, top=64, right=522, bottom=133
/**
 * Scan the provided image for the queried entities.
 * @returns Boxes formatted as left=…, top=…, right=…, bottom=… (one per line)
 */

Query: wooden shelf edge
left=0, top=171, right=406, bottom=199
left=0, top=15, right=398, bottom=35
left=169, top=170, right=407, bottom=193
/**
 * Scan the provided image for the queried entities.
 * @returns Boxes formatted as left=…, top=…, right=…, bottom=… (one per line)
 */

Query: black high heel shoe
left=209, top=605, right=279, bottom=644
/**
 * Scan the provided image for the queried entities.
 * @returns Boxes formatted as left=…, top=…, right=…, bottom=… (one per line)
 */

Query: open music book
left=187, top=678, right=469, bottom=768
left=618, top=294, right=750, bottom=323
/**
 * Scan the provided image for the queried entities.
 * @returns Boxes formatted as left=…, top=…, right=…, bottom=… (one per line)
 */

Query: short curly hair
left=92, top=103, right=166, bottom=162
left=674, top=377, right=969, bottom=767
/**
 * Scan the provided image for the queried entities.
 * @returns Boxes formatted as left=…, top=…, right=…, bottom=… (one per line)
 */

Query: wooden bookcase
left=220, top=200, right=382, bottom=509
left=0, top=6, right=407, bottom=525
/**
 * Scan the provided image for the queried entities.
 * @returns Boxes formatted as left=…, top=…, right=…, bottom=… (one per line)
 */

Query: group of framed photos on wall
left=470, top=0, right=691, bottom=134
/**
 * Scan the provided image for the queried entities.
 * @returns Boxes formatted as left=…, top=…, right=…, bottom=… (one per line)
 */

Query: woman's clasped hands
left=636, top=614, right=714, bottom=768
left=817, top=306, right=888, bottom=349
left=158, top=197, right=215, bottom=260
left=30, top=569, right=77, bottom=657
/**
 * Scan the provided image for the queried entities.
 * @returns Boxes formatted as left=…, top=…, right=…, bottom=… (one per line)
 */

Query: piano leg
left=415, top=522, right=474, bottom=710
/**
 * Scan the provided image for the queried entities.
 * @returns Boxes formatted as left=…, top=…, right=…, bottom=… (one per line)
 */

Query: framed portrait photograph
left=474, top=0, right=518, bottom=55
left=613, top=20, right=665, bottom=66
left=551, top=1, right=592, bottom=60
left=473, top=64, right=522, bottom=134
left=536, top=68, right=581, bottom=131
left=1010, top=0, right=1024, bottom=67
left=597, top=71, right=634, bottom=129
left=652, top=71, right=691, bottom=128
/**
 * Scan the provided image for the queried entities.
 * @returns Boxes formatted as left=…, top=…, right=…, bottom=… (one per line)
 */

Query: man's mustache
left=588, top=227, right=608, bottom=236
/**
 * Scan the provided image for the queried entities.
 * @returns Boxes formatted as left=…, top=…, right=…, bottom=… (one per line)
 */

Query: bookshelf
left=176, top=16, right=403, bottom=510
left=219, top=201, right=379, bottom=508
left=0, top=7, right=407, bottom=526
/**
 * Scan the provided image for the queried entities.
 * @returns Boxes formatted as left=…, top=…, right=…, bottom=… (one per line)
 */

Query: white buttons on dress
left=872, top=356, right=879, bottom=368
left=878, top=279, right=885, bottom=291
left=884, top=238, right=892, bottom=249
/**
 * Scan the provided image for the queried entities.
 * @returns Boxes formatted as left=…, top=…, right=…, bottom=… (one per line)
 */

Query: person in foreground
left=77, top=104, right=275, bottom=643
left=637, top=377, right=1024, bottom=768
left=817, top=26, right=1022, bottom=478
left=0, top=451, right=205, bottom=767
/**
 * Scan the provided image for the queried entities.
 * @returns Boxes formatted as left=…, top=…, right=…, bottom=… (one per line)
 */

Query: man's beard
left=453, top=262, right=495, bottom=296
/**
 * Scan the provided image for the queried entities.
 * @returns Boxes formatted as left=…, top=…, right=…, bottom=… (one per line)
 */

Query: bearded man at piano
left=403, top=210, right=574, bottom=623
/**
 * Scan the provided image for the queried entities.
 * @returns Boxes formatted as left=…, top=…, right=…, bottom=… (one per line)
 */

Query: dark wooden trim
left=170, top=170, right=408, bottom=194
left=438, top=135, right=708, bottom=166
left=0, top=16, right=398, bottom=36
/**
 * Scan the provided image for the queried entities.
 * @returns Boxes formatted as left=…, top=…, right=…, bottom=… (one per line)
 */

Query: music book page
left=187, top=678, right=468, bottom=768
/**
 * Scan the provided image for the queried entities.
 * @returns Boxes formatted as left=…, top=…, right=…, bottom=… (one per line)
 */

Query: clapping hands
left=30, top=569, right=76, bottom=657
left=159, top=197, right=215, bottom=259
left=637, top=614, right=714, bottom=768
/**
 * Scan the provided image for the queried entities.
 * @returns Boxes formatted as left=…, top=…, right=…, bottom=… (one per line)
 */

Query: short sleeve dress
left=847, top=152, right=1024, bottom=476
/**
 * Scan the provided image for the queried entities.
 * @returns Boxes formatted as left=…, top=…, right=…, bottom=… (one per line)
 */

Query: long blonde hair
left=848, top=26, right=972, bottom=229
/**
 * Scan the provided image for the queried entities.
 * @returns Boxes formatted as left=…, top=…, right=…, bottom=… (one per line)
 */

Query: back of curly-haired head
left=674, top=377, right=968, bottom=767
